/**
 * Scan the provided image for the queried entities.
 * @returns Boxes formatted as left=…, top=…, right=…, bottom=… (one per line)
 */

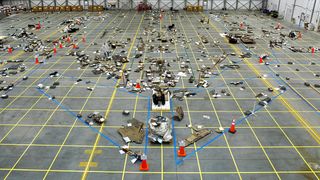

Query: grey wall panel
left=238, top=0, right=250, bottom=9
left=160, top=0, right=172, bottom=9
left=226, top=0, right=237, bottom=9
left=173, top=0, right=184, bottom=9
left=251, top=0, right=262, bottom=9
left=210, top=0, right=224, bottom=10
left=2, top=0, right=263, bottom=9
left=56, top=0, right=66, bottom=5
left=186, top=0, right=197, bottom=6
left=43, top=0, right=55, bottom=5
left=30, top=0, right=42, bottom=6
left=119, top=0, right=131, bottom=9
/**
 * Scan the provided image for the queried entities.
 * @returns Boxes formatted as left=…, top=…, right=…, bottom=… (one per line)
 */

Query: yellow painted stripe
left=79, top=162, right=98, bottom=167
left=85, top=149, right=102, bottom=155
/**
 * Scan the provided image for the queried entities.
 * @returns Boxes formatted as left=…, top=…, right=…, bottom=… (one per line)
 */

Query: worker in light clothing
left=100, top=43, right=109, bottom=60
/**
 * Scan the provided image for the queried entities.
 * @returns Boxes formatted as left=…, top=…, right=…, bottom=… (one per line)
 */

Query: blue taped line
left=176, top=92, right=284, bottom=165
left=36, top=88, right=121, bottom=148
left=239, top=39, right=320, bottom=116
left=144, top=97, right=151, bottom=155
left=1, top=63, right=43, bottom=99
left=170, top=98, right=178, bottom=165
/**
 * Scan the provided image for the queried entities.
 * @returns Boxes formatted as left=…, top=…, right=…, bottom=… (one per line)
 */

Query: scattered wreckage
left=148, top=116, right=172, bottom=144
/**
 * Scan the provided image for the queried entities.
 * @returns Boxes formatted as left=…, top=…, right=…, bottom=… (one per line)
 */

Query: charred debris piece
left=183, top=125, right=212, bottom=147
left=118, top=118, right=145, bottom=144
left=173, top=106, right=184, bottom=121
left=84, top=112, right=105, bottom=125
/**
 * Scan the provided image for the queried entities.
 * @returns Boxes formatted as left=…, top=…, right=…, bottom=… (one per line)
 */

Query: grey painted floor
left=0, top=10, right=319, bottom=180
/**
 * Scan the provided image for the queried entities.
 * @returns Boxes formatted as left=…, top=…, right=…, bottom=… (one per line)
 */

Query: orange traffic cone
left=8, top=47, right=12, bottom=54
left=229, top=119, right=236, bottom=134
left=135, top=83, right=141, bottom=89
left=59, top=42, right=63, bottom=49
left=36, top=22, right=41, bottom=30
left=53, top=47, right=57, bottom=54
left=178, top=141, right=187, bottom=157
left=140, top=154, right=149, bottom=171
left=35, top=57, right=39, bottom=64
left=240, top=22, right=244, bottom=29
left=259, top=57, right=263, bottom=64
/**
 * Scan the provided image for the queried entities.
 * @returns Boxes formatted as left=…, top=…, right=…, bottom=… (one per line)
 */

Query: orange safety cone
left=240, top=22, right=244, bottom=29
left=228, top=119, right=236, bottom=134
left=135, top=82, right=141, bottom=89
left=259, top=57, right=263, bottom=64
left=140, top=154, right=149, bottom=171
left=177, top=141, right=187, bottom=157
left=36, top=22, right=41, bottom=30
left=8, top=47, right=12, bottom=54
left=35, top=56, right=39, bottom=64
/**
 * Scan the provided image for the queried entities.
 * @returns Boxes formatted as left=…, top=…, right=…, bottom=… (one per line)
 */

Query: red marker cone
left=240, top=22, right=244, bottom=29
left=259, top=57, right=263, bottom=64
left=36, top=22, right=41, bottom=30
left=139, top=154, right=149, bottom=171
left=53, top=47, right=57, bottom=54
left=135, top=83, right=141, bottom=89
left=177, top=141, right=187, bottom=157
left=8, top=47, right=12, bottom=54
left=229, top=119, right=236, bottom=134
left=35, top=57, right=39, bottom=64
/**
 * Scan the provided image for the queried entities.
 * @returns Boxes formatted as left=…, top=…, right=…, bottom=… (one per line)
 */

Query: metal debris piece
left=87, top=112, right=105, bottom=125
left=122, top=110, right=130, bottom=116
left=120, top=146, right=143, bottom=164
left=118, top=118, right=145, bottom=144
left=215, top=127, right=224, bottom=133
left=173, top=106, right=184, bottom=121
left=148, top=116, right=172, bottom=143
left=184, top=125, right=212, bottom=147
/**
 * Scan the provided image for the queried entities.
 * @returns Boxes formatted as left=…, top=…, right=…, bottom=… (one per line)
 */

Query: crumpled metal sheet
left=148, top=116, right=172, bottom=143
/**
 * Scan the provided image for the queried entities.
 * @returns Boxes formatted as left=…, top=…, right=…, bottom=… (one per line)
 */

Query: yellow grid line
left=191, top=12, right=281, bottom=179
left=203, top=12, right=319, bottom=179
left=3, top=13, right=106, bottom=180
left=81, top=12, right=144, bottom=180
left=42, top=13, right=123, bottom=180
